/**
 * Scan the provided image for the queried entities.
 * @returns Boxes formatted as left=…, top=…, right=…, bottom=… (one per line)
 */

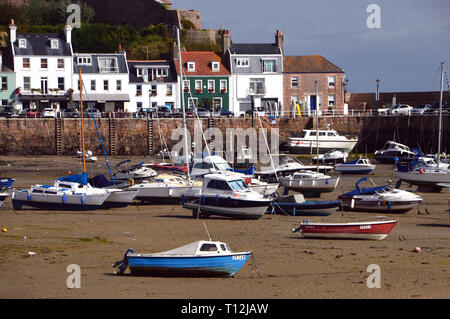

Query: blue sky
left=173, top=0, right=450, bottom=93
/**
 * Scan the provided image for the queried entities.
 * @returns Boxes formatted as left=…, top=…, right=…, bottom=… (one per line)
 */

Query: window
left=200, top=244, right=217, bottom=252
left=18, top=39, right=26, bottom=48
left=188, top=97, right=198, bottom=108
left=212, top=97, right=222, bottom=109
left=263, top=59, right=276, bottom=72
left=207, top=80, right=215, bottom=93
left=91, top=80, right=96, bottom=91
left=136, top=85, right=142, bottom=96
left=136, top=102, right=142, bottom=110
left=50, top=39, right=58, bottom=49
left=98, top=57, right=118, bottom=73
left=78, top=79, right=81, bottom=91
left=249, top=79, right=265, bottom=94
left=195, top=80, right=202, bottom=93
left=150, top=85, right=157, bottom=96
left=328, top=76, right=336, bottom=87
left=220, top=80, right=227, bottom=93
left=23, top=58, right=30, bottom=69
left=211, top=61, right=220, bottom=71
left=328, top=95, right=336, bottom=106
left=1, top=77, right=7, bottom=90
left=41, top=58, right=48, bottom=69
left=1, top=100, right=8, bottom=106
left=183, top=80, right=190, bottom=93
left=103, top=80, right=109, bottom=91
left=23, top=77, right=31, bottom=91
left=187, top=62, right=195, bottom=72
left=57, top=59, right=64, bottom=69
left=57, top=77, right=64, bottom=90
left=166, top=84, right=172, bottom=96
left=236, top=58, right=249, bottom=67
left=77, top=56, right=92, bottom=65
left=116, top=80, right=122, bottom=91
left=291, top=76, right=299, bottom=88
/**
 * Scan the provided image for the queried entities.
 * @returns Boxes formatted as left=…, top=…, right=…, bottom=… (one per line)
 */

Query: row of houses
left=0, top=20, right=346, bottom=117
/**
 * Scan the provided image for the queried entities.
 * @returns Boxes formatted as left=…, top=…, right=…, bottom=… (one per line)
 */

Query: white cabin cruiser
left=374, top=141, right=416, bottom=163
left=181, top=173, right=272, bottom=219
left=288, top=129, right=357, bottom=154
left=334, top=158, right=376, bottom=174
left=312, top=149, right=348, bottom=164
left=279, top=170, right=340, bottom=197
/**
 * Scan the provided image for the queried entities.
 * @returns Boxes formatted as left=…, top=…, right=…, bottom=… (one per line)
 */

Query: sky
left=172, top=0, right=450, bottom=93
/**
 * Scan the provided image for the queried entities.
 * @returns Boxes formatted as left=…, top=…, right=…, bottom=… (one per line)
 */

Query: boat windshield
left=228, top=179, right=248, bottom=191
left=214, top=162, right=232, bottom=170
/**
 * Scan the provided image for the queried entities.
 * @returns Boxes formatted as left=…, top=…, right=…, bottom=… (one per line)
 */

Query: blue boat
left=269, top=194, right=340, bottom=216
left=113, top=240, right=252, bottom=277
left=0, top=178, right=15, bottom=202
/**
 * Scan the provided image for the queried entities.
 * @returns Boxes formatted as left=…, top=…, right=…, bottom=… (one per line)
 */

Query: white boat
left=288, top=129, right=358, bottom=154
left=279, top=170, right=340, bottom=197
left=411, top=157, right=449, bottom=170
left=112, top=160, right=157, bottom=182
left=374, top=141, right=416, bottom=164
left=334, top=158, right=376, bottom=174
left=11, top=175, right=109, bottom=210
left=76, top=150, right=97, bottom=162
left=181, top=173, right=272, bottom=219
left=312, top=150, right=348, bottom=164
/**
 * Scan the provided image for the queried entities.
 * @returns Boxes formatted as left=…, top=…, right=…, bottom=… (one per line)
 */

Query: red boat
left=292, top=219, right=398, bottom=240
left=148, top=163, right=188, bottom=173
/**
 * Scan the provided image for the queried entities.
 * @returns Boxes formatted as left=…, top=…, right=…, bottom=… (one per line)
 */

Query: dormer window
left=50, top=39, right=59, bottom=49
left=77, top=56, right=92, bottom=65
left=187, top=62, right=195, bottom=72
left=18, top=39, right=26, bottom=48
left=98, top=57, right=118, bottom=73
left=211, top=62, right=220, bottom=71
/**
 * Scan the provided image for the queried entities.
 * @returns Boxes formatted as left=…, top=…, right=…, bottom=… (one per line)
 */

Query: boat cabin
left=148, top=240, right=233, bottom=256
left=290, top=171, right=328, bottom=180
left=191, top=155, right=233, bottom=177
left=296, top=129, right=341, bottom=139
left=203, top=173, right=249, bottom=192
left=380, top=141, right=411, bottom=152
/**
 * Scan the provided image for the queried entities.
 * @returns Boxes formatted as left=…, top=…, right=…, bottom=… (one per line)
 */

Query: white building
left=127, top=60, right=178, bottom=113
left=7, top=21, right=74, bottom=111
left=72, top=51, right=130, bottom=112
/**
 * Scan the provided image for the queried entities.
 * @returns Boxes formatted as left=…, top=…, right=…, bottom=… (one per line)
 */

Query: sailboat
left=394, top=62, right=450, bottom=191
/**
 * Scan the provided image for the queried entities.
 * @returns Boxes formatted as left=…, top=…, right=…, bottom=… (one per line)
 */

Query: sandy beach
left=0, top=155, right=449, bottom=299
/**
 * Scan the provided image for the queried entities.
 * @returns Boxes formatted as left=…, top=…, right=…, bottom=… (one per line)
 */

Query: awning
left=18, top=94, right=69, bottom=101
left=71, top=93, right=130, bottom=102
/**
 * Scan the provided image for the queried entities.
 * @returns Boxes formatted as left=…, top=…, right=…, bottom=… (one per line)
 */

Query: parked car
left=24, top=108, right=39, bottom=118
left=220, top=109, right=234, bottom=117
left=0, top=106, right=20, bottom=118
left=376, top=105, right=392, bottom=116
left=387, top=104, right=413, bottom=115
left=196, top=108, right=211, bottom=117
left=411, top=104, right=433, bottom=115
left=41, top=108, right=57, bottom=118
left=84, top=108, right=101, bottom=118
left=62, top=108, right=80, bottom=118
left=155, top=106, right=171, bottom=118
left=245, top=106, right=266, bottom=117
left=424, top=102, right=450, bottom=115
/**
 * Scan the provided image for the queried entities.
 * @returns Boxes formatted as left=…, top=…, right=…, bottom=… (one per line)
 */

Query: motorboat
left=11, top=173, right=109, bottom=210
left=409, top=157, right=449, bottom=170
left=312, top=150, right=348, bottom=164
left=88, top=174, right=138, bottom=208
left=288, top=129, right=357, bottom=154
left=337, top=177, right=422, bottom=213
left=76, top=150, right=97, bottom=162
left=269, top=193, right=340, bottom=216
left=292, top=219, right=398, bottom=240
left=181, top=173, right=272, bottom=219
left=279, top=170, right=340, bottom=197
left=127, top=173, right=199, bottom=204
left=334, top=157, right=376, bottom=174
left=112, top=160, right=157, bottom=182
left=395, top=165, right=450, bottom=191
left=254, top=156, right=332, bottom=183
left=374, top=141, right=416, bottom=163
left=113, top=240, right=252, bottom=277
left=0, top=178, right=15, bottom=202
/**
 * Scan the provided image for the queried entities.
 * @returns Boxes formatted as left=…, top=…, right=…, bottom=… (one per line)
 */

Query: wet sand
left=0, top=155, right=449, bottom=299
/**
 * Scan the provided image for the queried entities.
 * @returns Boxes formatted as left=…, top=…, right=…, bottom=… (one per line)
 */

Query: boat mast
left=437, top=61, right=444, bottom=164
left=315, top=80, right=319, bottom=173
left=78, top=67, right=86, bottom=174
left=177, top=27, right=191, bottom=181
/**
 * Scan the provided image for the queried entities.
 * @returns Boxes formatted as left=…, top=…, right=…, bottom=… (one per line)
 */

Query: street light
left=376, top=78, right=380, bottom=109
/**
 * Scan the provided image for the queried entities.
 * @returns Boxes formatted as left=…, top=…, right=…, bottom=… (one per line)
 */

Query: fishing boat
left=11, top=174, right=109, bottom=210
left=288, top=129, right=358, bottom=154
left=0, top=178, right=15, bottom=202
left=112, top=160, right=157, bottom=182
left=312, top=149, right=348, bottom=164
left=113, top=240, right=252, bottom=277
left=292, top=219, right=398, bottom=240
left=374, top=141, right=416, bottom=164
left=269, top=193, right=340, bottom=216
left=334, top=157, right=376, bottom=174
left=337, top=177, right=422, bottom=213
left=181, top=173, right=272, bottom=219
left=279, top=171, right=340, bottom=197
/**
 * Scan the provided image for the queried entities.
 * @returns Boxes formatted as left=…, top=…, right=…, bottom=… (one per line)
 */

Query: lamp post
left=376, top=78, right=380, bottom=109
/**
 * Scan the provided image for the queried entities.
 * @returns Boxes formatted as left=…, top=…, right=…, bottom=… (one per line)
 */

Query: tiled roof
left=229, top=43, right=281, bottom=55
left=284, top=55, right=344, bottom=73
left=127, top=60, right=177, bottom=83
left=13, top=33, right=72, bottom=56
left=174, top=51, right=230, bottom=76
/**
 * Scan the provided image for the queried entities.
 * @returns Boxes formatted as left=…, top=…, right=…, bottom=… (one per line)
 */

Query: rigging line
left=155, top=111, right=173, bottom=163
left=258, top=116, right=280, bottom=183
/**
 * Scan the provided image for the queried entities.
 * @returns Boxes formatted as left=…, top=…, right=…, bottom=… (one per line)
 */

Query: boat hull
left=103, top=190, right=138, bottom=208
left=299, top=220, right=398, bottom=240
left=130, top=184, right=197, bottom=204
left=288, top=140, right=357, bottom=154
left=270, top=200, right=340, bottom=216
left=127, top=253, right=252, bottom=277
left=338, top=197, right=420, bottom=213
left=395, top=170, right=450, bottom=187
left=334, top=165, right=375, bottom=174
left=279, top=177, right=339, bottom=197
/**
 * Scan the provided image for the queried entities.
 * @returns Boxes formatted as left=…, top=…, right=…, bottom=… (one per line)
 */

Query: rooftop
left=13, top=33, right=72, bottom=56
left=284, top=55, right=344, bottom=73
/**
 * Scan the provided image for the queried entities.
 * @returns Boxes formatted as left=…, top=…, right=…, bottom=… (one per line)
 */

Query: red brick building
left=283, top=55, right=345, bottom=116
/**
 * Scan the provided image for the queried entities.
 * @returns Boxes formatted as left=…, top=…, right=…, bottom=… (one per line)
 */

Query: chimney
left=64, top=24, right=72, bottom=44
left=171, top=42, right=179, bottom=60
left=221, top=30, right=231, bottom=57
left=9, top=19, right=17, bottom=44
left=275, top=30, right=284, bottom=54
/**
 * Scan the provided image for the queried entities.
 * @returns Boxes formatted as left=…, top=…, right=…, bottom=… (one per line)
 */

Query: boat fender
left=27, top=191, right=31, bottom=201
left=181, top=194, right=185, bottom=205
left=169, top=187, right=173, bottom=196
left=419, top=169, right=424, bottom=174
left=62, top=193, right=66, bottom=204
left=293, top=205, right=296, bottom=216
left=215, top=194, right=219, bottom=206
left=127, top=178, right=135, bottom=186
left=326, top=179, right=329, bottom=184
left=81, top=196, right=85, bottom=204
left=388, top=201, right=391, bottom=212
left=201, top=195, right=206, bottom=205
left=228, top=196, right=232, bottom=207
left=350, top=198, right=355, bottom=210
